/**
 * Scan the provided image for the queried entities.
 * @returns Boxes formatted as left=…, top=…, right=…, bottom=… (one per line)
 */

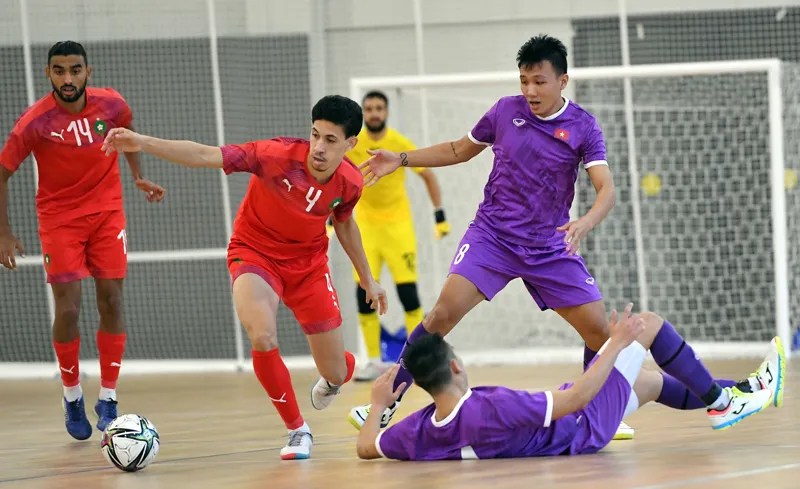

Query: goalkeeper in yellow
left=340, top=91, right=449, bottom=381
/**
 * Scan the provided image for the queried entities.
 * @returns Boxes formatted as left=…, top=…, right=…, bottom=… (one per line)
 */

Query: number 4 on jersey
left=305, top=187, right=322, bottom=212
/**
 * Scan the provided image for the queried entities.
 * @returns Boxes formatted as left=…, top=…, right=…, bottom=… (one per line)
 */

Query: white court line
left=631, top=463, right=800, bottom=489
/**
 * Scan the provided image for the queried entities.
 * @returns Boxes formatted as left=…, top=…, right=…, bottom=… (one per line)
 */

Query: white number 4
left=67, top=118, right=94, bottom=147
left=117, top=229, right=128, bottom=255
left=305, top=187, right=322, bottom=212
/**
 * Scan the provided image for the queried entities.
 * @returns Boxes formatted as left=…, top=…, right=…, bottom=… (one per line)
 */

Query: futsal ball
left=101, top=414, right=160, bottom=472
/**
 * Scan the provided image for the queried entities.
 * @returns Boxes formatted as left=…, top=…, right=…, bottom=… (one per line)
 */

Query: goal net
left=350, top=60, right=797, bottom=363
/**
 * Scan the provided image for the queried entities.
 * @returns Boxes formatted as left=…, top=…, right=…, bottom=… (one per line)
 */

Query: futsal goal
left=349, top=58, right=798, bottom=365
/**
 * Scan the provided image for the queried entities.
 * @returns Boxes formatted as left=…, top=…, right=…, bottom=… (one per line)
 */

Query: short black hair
left=362, top=90, right=388, bottom=107
left=516, top=35, right=568, bottom=76
left=404, top=334, right=455, bottom=395
left=48, top=41, right=88, bottom=65
left=312, top=95, right=363, bottom=139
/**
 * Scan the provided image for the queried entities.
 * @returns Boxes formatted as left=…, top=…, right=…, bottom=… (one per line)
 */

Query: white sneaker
left=354, top=360, right=389, bottom=382
left=348, top=402, right=398, bottom=431
left=310, top=378, right=340, bottom=410
left=708, top=387, right=773, bottom=431
left=612, top=421, right=634, bottom=440
left=280, top=429, right=312, bottom=460
left=753, top=336, right=786, bottom=408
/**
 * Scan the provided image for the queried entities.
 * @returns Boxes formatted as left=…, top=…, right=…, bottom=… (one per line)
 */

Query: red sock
left=97, top=331, right=126, bottom=389
left=343, top=350, right=356, bottom=384
left=53, top=338, right=81, bottom=387
left=252, top=349, right=304, bottom=430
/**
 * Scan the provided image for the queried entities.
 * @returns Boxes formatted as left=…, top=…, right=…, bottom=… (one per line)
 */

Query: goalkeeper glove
left=326, top=216, right=335, bottom=239
left=434, top=209, right=450, bottom=239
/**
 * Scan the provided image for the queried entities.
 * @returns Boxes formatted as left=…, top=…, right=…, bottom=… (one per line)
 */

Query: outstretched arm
left=550, top=304, right=643, bottom=421
left=400, top=135, right=485, bottom=168
left=103, top=127, right=223, bottom=169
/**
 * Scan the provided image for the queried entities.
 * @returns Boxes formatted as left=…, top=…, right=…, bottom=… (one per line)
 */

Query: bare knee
left=96, top=281, right=124, bottom=332
left=635, top=312, right=665, bottom=349
left=52, top=283, right=81, bottom=342
left=422, top=301, right=456, bottom=334
left=320, top=364, right=347, bottom=386
left=247, top=325, right=279, bottom=352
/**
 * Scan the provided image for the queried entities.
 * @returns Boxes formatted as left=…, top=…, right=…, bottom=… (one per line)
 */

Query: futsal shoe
left=348, top=402, right=399, bottom=431
left=753, top=336, right=786, bottom=408
left=310, top=378, right=341, bottom=410
left=62, top=397, right=93, bottom=440
left=708, top=387, right=773, bottom=431
left=354, top=360, right=389, bottom=382
left=94, top=399, right=119, bottom=432
left=280, top=429, right=313, bottom=460
left=612, top=421, right=635, bottom=440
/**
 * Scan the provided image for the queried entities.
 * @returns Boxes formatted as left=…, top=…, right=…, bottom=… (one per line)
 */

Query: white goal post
left=350, top=59, right=792, bottom=363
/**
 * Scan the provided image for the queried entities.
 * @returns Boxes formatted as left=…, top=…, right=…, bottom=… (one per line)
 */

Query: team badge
left=44, top=254, right=50, bottom=267
left=94, top=119, right=108, bottom=137
left=329, top=198, right=343, bottom=210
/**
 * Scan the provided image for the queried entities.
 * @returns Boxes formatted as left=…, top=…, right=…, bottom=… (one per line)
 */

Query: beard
left=52, top=80, right=87, bottom=103
left=365, top=120, right=386, bottom=133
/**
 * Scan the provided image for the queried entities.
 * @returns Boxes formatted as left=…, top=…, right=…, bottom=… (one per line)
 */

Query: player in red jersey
left=101, top=94, right=389, bottom=460
left=0, top=41, right=165, bottom=441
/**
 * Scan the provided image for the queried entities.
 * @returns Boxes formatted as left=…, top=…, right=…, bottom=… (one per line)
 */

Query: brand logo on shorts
left=585, top=277, right=595, bottom=285
left=329, top=198, right=343, bottom=210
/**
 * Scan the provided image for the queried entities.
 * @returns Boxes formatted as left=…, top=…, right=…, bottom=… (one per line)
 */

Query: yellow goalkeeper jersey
left=347, top=126, right=424, bottom=223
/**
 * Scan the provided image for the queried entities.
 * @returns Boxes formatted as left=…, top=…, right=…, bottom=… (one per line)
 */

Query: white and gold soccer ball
left=101, top=414, right=160, bottom=472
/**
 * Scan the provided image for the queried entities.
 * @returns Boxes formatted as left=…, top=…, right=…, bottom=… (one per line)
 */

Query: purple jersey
left=376, top=386, right=578, bottom=460
left=468, top=96, right=607, bottom=247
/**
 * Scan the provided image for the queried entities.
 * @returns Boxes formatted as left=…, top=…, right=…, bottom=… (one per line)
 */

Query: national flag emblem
left=555, top=128, right=570, bottom=141
left=330, top=198, right=343, bottom=210
left=44, top=254, right=50, bottom=267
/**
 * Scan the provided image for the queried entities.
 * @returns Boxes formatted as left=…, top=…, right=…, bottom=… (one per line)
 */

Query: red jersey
left=222, top=137, right=363, bottom=260
left=0, top=87, right=133, bottom=228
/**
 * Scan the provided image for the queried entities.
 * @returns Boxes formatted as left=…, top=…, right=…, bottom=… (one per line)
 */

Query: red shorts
left=39, top=210, right=128, bottom=284
left=227, top=241, right=341, bottom=335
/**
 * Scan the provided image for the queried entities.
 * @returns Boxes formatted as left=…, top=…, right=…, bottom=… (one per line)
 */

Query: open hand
left=361, top=277, right=388, bottom=315
left=0, top=232, right=24, bottom=271
left=102, top=128, right=143, bottom=155
left=557, top=216, right=595, bottom=255
left=609, top=302, right=645, bottom=349
left=134, top=178, right=166, bottom=203
left=371, top=364, right=407, bottom=408
left=359, top=149, right=402, bottom=187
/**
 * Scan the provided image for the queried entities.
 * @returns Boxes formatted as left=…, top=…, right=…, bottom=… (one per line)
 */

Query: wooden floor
left=0, top=359, right=797, bottom=489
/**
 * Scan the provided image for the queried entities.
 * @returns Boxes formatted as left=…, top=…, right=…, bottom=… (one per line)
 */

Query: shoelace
left=65, top=400, right=84, bottom=421
left=287, top=431, right=311, bottom=447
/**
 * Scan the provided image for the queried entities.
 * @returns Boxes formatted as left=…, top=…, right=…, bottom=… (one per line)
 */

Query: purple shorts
left=448, top=222, right=602, bottom=310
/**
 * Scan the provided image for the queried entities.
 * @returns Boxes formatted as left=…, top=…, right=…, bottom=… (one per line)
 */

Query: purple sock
left=583, top=345, right=597, bottom=371
left=392, top=322, right=430, bottom=396
left=650, top=320, right=720, bottom=405
left=656, top=374, right=738, bottom=410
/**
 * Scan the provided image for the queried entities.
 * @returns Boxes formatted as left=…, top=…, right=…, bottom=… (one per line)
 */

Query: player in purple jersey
left=355, top=304, right=785, bottom=461
left=350, top=35, right=758, bottom=439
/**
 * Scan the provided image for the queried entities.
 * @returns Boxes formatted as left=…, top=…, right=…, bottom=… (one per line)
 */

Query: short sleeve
left=110, top=90, right=133, bottom=128
left=221, top=141, right=263, bottom=176
left=0, top=123, right=33, bottom=174
left=468, top=101, right=499, bottom=146
left=332, top=180, right=361, bottom=222
left=581, top=119, right=607, bottom=169
left=498, top=390, right=554, bottom=430
left=375, top=417, right=417, bottom=460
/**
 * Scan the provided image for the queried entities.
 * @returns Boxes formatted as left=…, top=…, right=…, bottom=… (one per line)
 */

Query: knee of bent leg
left=55, top=302, right=80, bottom=327
left=423, top=301, right=456, bottom=333
left=582, top=321, right=610, bottom=351
left=248, top=326, right=279, bottom=352
left=636, top=311, right=665, bottom=347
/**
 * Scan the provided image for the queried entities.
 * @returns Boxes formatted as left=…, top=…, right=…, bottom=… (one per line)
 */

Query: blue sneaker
left=94, top=399, right=118, bottom=432
left=62, top=397, right=92, bottom=440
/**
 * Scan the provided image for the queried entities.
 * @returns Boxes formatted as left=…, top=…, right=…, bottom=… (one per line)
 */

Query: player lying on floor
left=356, top=305, right=785, bottom=460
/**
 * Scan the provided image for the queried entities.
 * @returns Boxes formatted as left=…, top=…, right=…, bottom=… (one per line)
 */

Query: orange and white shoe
left=708, top=386, right=772, bottom=431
